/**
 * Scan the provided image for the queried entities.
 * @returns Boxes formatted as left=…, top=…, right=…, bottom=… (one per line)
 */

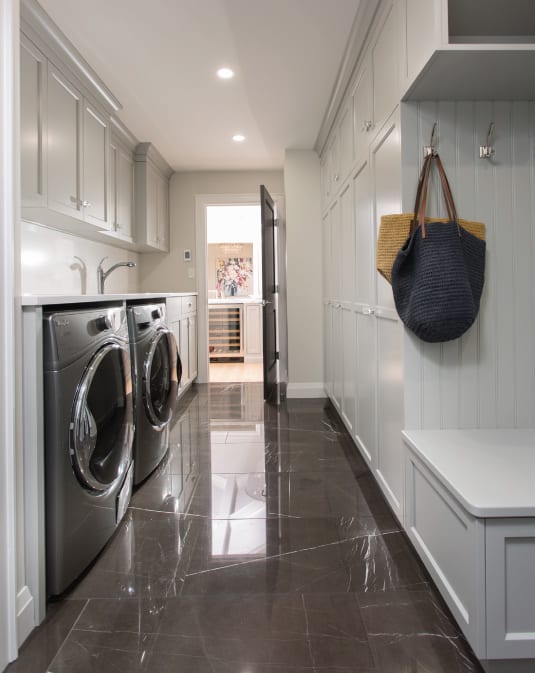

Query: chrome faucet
left=97, top=257, right=136, bottom=294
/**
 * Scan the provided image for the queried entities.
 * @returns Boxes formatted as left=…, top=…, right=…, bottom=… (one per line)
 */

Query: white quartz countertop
left=208, top=297, right=263, bottom=304
left=21, top=292, right=197, bottom=306
left=402, top=429, right=535, bottom=518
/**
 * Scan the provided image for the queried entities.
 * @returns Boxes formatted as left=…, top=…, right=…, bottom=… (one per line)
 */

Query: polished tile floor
left=8, top=383, right=484, bottom=673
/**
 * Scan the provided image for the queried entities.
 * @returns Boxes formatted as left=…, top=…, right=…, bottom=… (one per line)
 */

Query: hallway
left=8, top=384, right=483, bottom=672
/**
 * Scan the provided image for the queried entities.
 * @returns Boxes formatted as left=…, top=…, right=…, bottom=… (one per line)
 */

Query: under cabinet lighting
left=232, top=134, right=245, bottom=142
left=217, top=67, right=234, bottom=79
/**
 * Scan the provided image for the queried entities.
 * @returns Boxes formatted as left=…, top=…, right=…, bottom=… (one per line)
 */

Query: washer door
left=143, top=328, right=179, bottom=428
left=71, top=342, right=133, bottom=492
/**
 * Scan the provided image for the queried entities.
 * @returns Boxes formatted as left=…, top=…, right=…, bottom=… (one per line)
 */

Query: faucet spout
left=97, top=257, right=136, bottom=294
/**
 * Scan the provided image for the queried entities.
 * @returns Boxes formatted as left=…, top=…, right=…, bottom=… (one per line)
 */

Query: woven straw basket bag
left=377, top=215, right=485, bottom=284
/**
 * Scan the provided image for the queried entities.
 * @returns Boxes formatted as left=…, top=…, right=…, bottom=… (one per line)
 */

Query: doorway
left=206, top=204, right=263, bottom=383
left=195, top=192, right=288, bottom=390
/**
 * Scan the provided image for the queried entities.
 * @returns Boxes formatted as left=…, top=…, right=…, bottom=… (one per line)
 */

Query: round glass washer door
left=143, top=328, right=179, bottom=429
left=70, top=342, right=134, bottom=492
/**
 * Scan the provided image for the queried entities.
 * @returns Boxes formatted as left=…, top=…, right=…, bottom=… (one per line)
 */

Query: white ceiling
left=37, top=0, right=361, bottom=171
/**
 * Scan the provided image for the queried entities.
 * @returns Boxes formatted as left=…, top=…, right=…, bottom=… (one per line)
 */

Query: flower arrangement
left=216, top=257, right=253, bottom=297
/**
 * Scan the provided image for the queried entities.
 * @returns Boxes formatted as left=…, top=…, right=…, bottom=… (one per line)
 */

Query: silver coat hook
left=424, top=122, right=438, bottom=157
left=480, top=122, right=495, bottom=159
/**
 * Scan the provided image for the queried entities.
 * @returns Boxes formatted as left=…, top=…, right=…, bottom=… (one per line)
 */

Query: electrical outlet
left=187, top=268, right=195, bottom=279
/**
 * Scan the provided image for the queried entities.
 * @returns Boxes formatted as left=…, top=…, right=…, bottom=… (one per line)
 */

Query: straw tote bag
left=391, top=154, right=486, bottom=343
left=376, top=154, right=486, bottom=284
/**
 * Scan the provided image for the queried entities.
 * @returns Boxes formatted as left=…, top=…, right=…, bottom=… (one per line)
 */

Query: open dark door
left=260, top=185, right=277, bottom=401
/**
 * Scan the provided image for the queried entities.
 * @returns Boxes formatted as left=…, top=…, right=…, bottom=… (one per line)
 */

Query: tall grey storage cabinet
left=320, top=0, right=535, bottom=670
left=134, top=143, right=172, bottom=252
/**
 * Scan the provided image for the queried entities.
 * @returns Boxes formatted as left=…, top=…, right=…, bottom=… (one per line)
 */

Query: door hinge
left=275, top=351, right=280, bottom=360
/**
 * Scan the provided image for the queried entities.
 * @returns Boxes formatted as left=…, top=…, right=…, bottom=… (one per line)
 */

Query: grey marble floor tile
left=358, top=589, right=484, bottom=672
left=146, top=593, right=375, bottom=672
left=5, top=599, right=87, bottom=673
left=342, top=531, right=429, bottom=593
left=48, top=630, right=156, bottom=673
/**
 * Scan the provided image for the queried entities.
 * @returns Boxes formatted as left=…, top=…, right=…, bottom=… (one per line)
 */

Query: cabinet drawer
left=181, top=295, right=196, bottom=315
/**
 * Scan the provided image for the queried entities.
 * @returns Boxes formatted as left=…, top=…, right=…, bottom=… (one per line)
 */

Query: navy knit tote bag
left=391, top=154, right=486, bottom=343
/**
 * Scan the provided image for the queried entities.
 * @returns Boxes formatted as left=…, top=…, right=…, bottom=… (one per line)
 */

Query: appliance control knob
left=95, top=315, right=112, bottom=332
left=152, top=308, right=162, bottom=320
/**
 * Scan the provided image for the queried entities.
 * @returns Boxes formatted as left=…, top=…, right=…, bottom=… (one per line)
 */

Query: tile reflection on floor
left=8, top=383, right=484, bottom=673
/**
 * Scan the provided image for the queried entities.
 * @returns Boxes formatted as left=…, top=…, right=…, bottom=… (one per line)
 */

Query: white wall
left=402, top=101, right=535, bottom=430
left=21, top=222, right=140, bottom=295
left=139, top=170, right=284, bottom=292
left=284, top=150, right=324, bottom=397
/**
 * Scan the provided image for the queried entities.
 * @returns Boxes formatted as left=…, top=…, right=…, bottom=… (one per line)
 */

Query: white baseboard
left=17, top=586, right=35, bottom=647
left=286, top=382, right=326, bottom=399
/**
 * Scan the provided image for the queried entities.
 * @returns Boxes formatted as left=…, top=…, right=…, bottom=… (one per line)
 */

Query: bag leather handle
left=413, top=153, right=460, bottom=239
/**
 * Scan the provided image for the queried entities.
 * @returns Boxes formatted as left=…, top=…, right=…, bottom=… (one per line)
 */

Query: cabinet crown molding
left=21, top=0, right=121, bottom=114
left=135, top=142, right=173, bottom=179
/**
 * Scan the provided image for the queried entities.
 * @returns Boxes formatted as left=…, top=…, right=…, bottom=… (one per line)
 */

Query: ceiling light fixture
left=217, top=67, right=234, bottom=80
left=232, top=134, right=245, bottom=142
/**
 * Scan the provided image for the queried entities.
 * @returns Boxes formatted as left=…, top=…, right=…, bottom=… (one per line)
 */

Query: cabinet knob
left=334, top=174, right=340, bottom=182
left=361, top=120, right=373, bottom=132
left=81, top=200, right=91, bottom=208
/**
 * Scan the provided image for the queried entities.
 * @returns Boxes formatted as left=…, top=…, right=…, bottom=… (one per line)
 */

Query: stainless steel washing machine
left=127, top=302, right=181, bottom=484
left=43, top=305, right=134, bottom=596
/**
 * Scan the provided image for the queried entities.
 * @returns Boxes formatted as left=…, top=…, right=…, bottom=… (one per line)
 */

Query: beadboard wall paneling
left=401, top=101, right=535, bottom=430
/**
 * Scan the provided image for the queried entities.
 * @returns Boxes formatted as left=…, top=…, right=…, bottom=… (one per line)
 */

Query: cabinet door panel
left=322, top=213, right=332, bottom=300
left=340, top=183, right=355, bottom=303
left=146, top=166, right=159, bottom=247
left=342, top=308, right=356, bottom=433
left=353, top=63, right=373, bottom=165
left=117, top=147, right=134, bottom=238
left=372, top=114, right=401, bottom=311
left=356, top=312, right=376, bottom=466
left=179, top=318, right=190, bottom=385
left=332, top=306, right=343, bottom=411
left=83, top=104, right=109, bottom=227
left=354, top=161, right=373, bottom=305
left=372, top=2, right=399, bottom=133
left=157, top=175, right=169, bottom=251
left=330, top=199, right=341, bottom=301
left=324, top=304, right=334, bottom=398
left=47, top=65, right=80, bottom=215
left=338, top=100, right=354, bottom=182
left=245, top=304, right=262, bottom=357
left=188, top=315, right=197, bottom=380
left=376, top=316, right=404, bottom=519
left=21, top=38, right=46, bottom=206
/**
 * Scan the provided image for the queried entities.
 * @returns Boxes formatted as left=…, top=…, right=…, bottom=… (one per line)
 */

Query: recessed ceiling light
left=232, top=134, right=245, bottom=142
left=217, top=67, right=234, bottom=80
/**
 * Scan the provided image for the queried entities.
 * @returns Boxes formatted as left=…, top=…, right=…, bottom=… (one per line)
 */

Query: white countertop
left=402, top=428, right=535, bottom=518
left=208, top=297, right=263, bottom=304
left=21, top=292, right=197, bottom=307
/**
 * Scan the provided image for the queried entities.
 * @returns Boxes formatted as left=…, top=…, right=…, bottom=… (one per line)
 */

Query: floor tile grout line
left=46, top=598, right=90, bottom=673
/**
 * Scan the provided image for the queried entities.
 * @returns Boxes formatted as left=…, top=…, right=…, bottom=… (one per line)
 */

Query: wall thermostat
left=184, top=249, right=192, bottom=261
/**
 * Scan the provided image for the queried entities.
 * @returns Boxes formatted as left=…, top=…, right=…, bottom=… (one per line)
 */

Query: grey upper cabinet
left=36, top=62, right=111, bottom=230
left=46, top=63, right=82, bottom=219
left=82, top=101, right=110, bottom=228
left=20, top=35, right=46, bottom=208
left=134, top=143, right=172, bottom=252
left=107, top=119, right=136, bottom=242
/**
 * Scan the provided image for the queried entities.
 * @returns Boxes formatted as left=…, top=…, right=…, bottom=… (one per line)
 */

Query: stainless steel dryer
left=127, top=302, right=181, bottom=484
left=43, top=305, right=134, bottom=596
